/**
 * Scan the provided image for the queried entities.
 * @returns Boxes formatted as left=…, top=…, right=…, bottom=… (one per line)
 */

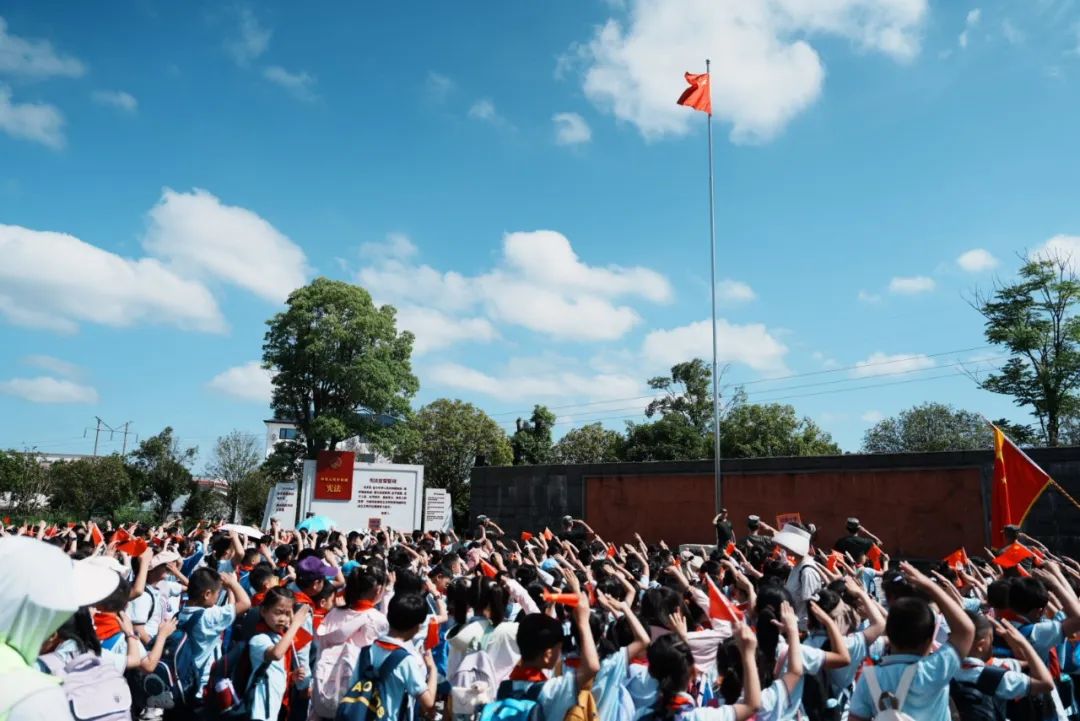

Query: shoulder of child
left=537, top=670, right=578, bottom=712
left=201, top=602, right=237, bottom=630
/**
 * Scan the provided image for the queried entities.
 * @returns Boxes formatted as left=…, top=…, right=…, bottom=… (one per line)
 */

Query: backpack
left=950, top=666, right=1007, bottom=721
left=312, top=641, right=363, bottom=718
left=990, top=624, right=1058, bottom=721
left=563, top=680, right=598, bottom=721
left=450, top=641, right=500, bottom=718
left=38, top=651, right=133, bottom=721
left=140, top=608, right=204, bottom=709
left=803, top=664, right=842, bottom=721
left=863, top=664, right=919, bottom=721
left=336, top=644, right=412, bottom=721
left=204, top=631, right=272, bottom=720
left=477, top=681, right=544, bottom=721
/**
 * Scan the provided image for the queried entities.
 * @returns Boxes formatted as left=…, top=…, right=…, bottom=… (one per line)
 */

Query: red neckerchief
left=352, top=599, right=376, bottom=612
left=375, top=639, right=404, bottom=652
left=277, top=561, right=291, bottom=570
left=255, top=621, right=293, bottom=709
left=251, top=591, right=267, bottom=607
left=294, top=590, right=315, bottom=608
left=313, top=608, right=327, bottom=631
left=630, top=655, right=648, bottom=666
left=509, top=665, right=548, bottom=682
left=668, top=693, right=696, bottom=712
left=93, top=612, right=124, bottom=642
left=239, top=564, right=254, bottom=573
left=565, top=657, right=581, bottom=668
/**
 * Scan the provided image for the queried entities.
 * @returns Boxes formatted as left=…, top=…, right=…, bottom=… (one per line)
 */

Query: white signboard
left=262, top=483, right=298, bottom=530
left=424, top=488, right=453, bottom=532
left=300, top=461, right=423, bottom=532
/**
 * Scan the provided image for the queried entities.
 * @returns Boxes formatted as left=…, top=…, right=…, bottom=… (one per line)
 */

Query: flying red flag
left=479, top=560, right=499, bottom=579
left=520, top=531, right=533, bottom=542
left=826, top=551, right=842, bottom=573
left=676, top=72, right=711, bottom=115
left=89, top=522, right=104, bottom=547
left=542, top=528, right=554, bottom=541
left=944, top=548, right=970, bottom=571
left=994, top=542, right=1036, bottom=568
left=992, top=425, right=1051, bottom=547
left=606, top=543, right=617, bottom=559
left=705, top=575, right=744, bottom=623
left=117, top=538, right=148, bottom=558
left=724, top=541, right=736, bottom=556
left=867, top=544, right=883, bottom=572
left=113, top=527, right=132, bottom=544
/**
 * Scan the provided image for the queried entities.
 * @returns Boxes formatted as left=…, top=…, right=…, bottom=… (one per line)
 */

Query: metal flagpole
left=706, top=57, right=723, bottom=514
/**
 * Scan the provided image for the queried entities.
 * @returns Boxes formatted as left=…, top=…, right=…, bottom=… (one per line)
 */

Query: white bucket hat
left=773, top=523, right=811, bottom=557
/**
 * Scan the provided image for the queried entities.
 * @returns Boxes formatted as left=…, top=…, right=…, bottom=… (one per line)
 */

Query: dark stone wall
left=469, top=447, right=1080, bottom=557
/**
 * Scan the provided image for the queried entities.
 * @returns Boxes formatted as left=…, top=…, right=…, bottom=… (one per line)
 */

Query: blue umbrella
left=297, top=515, right=335, bottom=533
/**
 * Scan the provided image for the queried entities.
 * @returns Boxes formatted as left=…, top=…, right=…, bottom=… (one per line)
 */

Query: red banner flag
left=944, top=548, right=970, bottom=571
left=676, top=72, right=711, bottom=115
left=705, top=575, right=744, bottom=623
left=994, top=542, right=1036, bottom=568
left=89, top=522, right=104, bottom=547
left=992, top=425, right=1051, bottom=547
left=867, top=544, right=883, bottom=572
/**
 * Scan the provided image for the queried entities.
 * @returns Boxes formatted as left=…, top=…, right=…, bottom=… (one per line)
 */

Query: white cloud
left=262, top=66, right=317, bottom=102
left=888, top=275, right=935, bottom=294
left=851, top=351, right=935, bottom=378
left=717, top=279, right=756, bottom=303
left=0, top=223, right=225, bottom=333
left=358, top=230, right=671, bottom=342
left=207, top=361, right=273, bottom=403
left=429, top=362, right=640, bottom=402
left=553, top=112, right=592, bottom=145
left=468, top=99, right=512, bottom=129
left=861, top=409, right=884, bottom=423
left=22, top=355, right=80, bottom=377
left=426, top=72, right=454, bottom=101
left=359, top=233, right=417, bottom=262
left=574, top=0, right=926, bottom=143
left=0, top=85, right=64, bottom=149
left=227, top=7, right=271, bottom=66
left=143, top=187, right=309, bottom=303
left=1001, top=19, right=1024, bottom=45
left=641, top=318, right=789, bottom=374
left=1033, top=235, right=1080, bottom=273
left=395, top=306, right=497, bottom=355
left=0, top=376, right=97, bottom=404
left=857, top=289, right=881, bottom=303
left=811, top=351, right=840, bottom=369
left=0, top=17, right=85, bottom=78
left=959, top=8, right=981, bottom=48
left=92, top=90, right=137, bottom=113
left=957, top=248, right=999, bottom=272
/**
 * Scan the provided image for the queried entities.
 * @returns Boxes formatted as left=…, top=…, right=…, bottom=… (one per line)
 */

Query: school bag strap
left=496, top=679, right=544, bottom=702
left=974, top=666, right=1007, bottom=696
left=894, top=664, right=919, bottom=710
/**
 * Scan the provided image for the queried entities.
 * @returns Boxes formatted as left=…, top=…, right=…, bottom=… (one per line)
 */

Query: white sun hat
left=772, top=523, right=812, bottom=558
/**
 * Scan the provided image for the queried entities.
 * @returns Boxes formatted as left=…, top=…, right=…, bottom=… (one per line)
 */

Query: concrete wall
left=470, top=447, right=1080, bottom=557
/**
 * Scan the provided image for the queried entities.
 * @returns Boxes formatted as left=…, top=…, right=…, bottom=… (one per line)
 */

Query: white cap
left=71, top=558, right=122, bottom=607
left=773, top=524, right=812, bottom=557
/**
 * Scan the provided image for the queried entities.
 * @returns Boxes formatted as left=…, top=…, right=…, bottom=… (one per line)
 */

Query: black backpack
left=802, top=663, right=841, bottom=721
left=950, top=666, right=1007, bottom=721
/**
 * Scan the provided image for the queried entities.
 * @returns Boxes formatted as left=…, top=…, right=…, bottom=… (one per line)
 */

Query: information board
left=423, top=488, right=453, bottom=532
left=299, top=461, right=423, bottom=531
left=261, top=483, right=298, bottom=530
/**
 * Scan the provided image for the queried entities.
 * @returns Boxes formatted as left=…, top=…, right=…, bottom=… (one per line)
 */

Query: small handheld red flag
left=606, top=544, right=617, bottom=559
left=479, top=560, right=499, bottom=579
left=994, top=542, right=1036, bottom=568
left=521, top=531, right=533, bottom=542
left=677, top=72, right=711, bottom=115
left=542, top=528, right=554, bottom=541
left=542, top=591, right=580, bottom=607
left=867, top=544, right=883, bottom=572
left=117, top=538, right=148, bottom=558
left=90, top=522, right=104, bottom=547
left=113, top=527, right=132, bottom=544
left=705, top=575, right=744, bottom=623
left=826, top=551, right=842, bottom=573
left=724, top=541, right=736, bottom=556
left=424, top=617, right=441, bottom=650
left=943, top=548, right=970, bottom=571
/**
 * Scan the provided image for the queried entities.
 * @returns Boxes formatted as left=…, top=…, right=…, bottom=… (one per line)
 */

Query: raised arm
left=731, top=622, right=763, bottom=721
left=901, top=561, right=974, bottom=657
left=809, top=601, right=851, bottom=670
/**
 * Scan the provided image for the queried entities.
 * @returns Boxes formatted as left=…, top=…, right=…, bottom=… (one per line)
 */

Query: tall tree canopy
left=263, top=278, right=419, bottom=458
left=553, top=423, right=624, bottom=464
left=511, top=405, right=556, bottom=465
left=206, top=430, right=262, bottom=521
left=721, top=402, right=841, bottom=458
left=862, top=402, right=993, bottom=453
left=127, top=427, right=197, bottom=519
left=49, top=455, right=134, bottom=519
left=976, top=255, right=1080, bottom=446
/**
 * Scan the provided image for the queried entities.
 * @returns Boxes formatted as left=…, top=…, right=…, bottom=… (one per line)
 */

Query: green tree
left=862, top=403, right=993, bottom=454
left=976, top=255, right=1080, bottom=445
left=236, top=469, right=276, bottom=525
left=390, top=399, right=512, bottom=522
left=720, top=402, right=841, bottom=458
left=48, top=454, right=134, bottom=519
left=128, top=427, right=197, bottom=519
left=0, top=449, right=50, bottom=515
left=552, top=423, right=624, bottom=464
left=206, top=430, right=262, bottom=522
left=511, top=405, right=556, bottom=465
left=182, top=485, right=229, bottom=523
left=263, top=278, right=419, bottom=461
left=262, top=439, right=306, bottom=486
left=646, top=359, right=716, bottom=434
left=622, top=414, right=710, bottom=461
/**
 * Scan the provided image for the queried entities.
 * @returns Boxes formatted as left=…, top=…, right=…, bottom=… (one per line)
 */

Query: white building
left=263, top=419, right=389, bottom=463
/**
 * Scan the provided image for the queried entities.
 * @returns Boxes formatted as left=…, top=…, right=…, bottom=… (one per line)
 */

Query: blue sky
left=2, top=0, right=1080, bottom=462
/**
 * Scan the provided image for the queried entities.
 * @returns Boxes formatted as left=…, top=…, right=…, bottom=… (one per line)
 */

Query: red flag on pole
left=994, top=542, right=1036, bottom=568
left=944, top=548, right=970, bottom=571
left=992, top=425, right=1051, bottom=547
left=676, top=72, right=711, bottom=115
left=89, top=522, right=104, bottom=547
left=520, top=531, right=533, bottom=542
left=826, top=551, right=842, bottom=573
left=705, top=575, right=744, bottom=623
left=479, top=560, right=498, bottom=578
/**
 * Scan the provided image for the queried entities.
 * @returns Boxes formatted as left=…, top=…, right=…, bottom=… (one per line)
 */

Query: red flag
left=542, top=528, right=554, bottom=541
left=43, top=525, right=58, bottom=539
left=424, top=617, right=441, bottom=650
left=606, top=544, right=617, bottom=559
left=994, top=542, right=1036, bottom=568
left=1017, top=565, right=1032, bottom=577
left=117, top=538, right=148, bottom=558
left=867, top=544, right=883, bottom=572
left=676, top=72, right=711, bottom=115
left=944, top=548, right=970, bottom=571
left=294, top=626, right=313, bottom=650
left=113, top=527, right=132, bottom=544
left=542, top=591, right=580, bottom=607
left=89, top=522, right=104, bottom=547
left=479, top=560, right=498, bottom=579
left=66, top=522, right=76, bottom=529
left=724, top=541, right=736, bottom=556
left=2, top=516, right=9, bottom=526
left=705, top=575, right=744, bottom=623
left=826, top=551, right=842, bottom=573
left=992, top=426, right=1051, bottom=546
left=520, top=531, right=533, bottom=542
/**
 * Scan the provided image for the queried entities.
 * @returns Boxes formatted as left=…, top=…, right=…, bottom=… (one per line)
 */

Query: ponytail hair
left=647, top=634, right=694, bottom=718
left=447, top=577, right=473, bottom=626
left=715, top=637, right=744, bottom=704
left=754, top=583, right=793, bottom=686
left=472, top=578, right=508, bottom=626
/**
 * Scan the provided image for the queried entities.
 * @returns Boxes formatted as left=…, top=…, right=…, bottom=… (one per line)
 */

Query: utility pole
left=90, top=418, right=134, bottom=456
left=119, top=422, right=134, bottom=454
left=93, top=417, right=105, bottom=457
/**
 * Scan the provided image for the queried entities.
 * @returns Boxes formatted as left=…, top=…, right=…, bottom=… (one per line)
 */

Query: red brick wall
left=585, top=467, right=987, bottom=557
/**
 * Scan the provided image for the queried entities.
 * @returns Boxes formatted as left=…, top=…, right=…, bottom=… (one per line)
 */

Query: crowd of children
left=0, top=511, right=1078, bottom=721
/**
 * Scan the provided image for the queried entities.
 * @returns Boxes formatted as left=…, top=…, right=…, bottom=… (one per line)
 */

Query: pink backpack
left=39, top=651, right=132, bottom=721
